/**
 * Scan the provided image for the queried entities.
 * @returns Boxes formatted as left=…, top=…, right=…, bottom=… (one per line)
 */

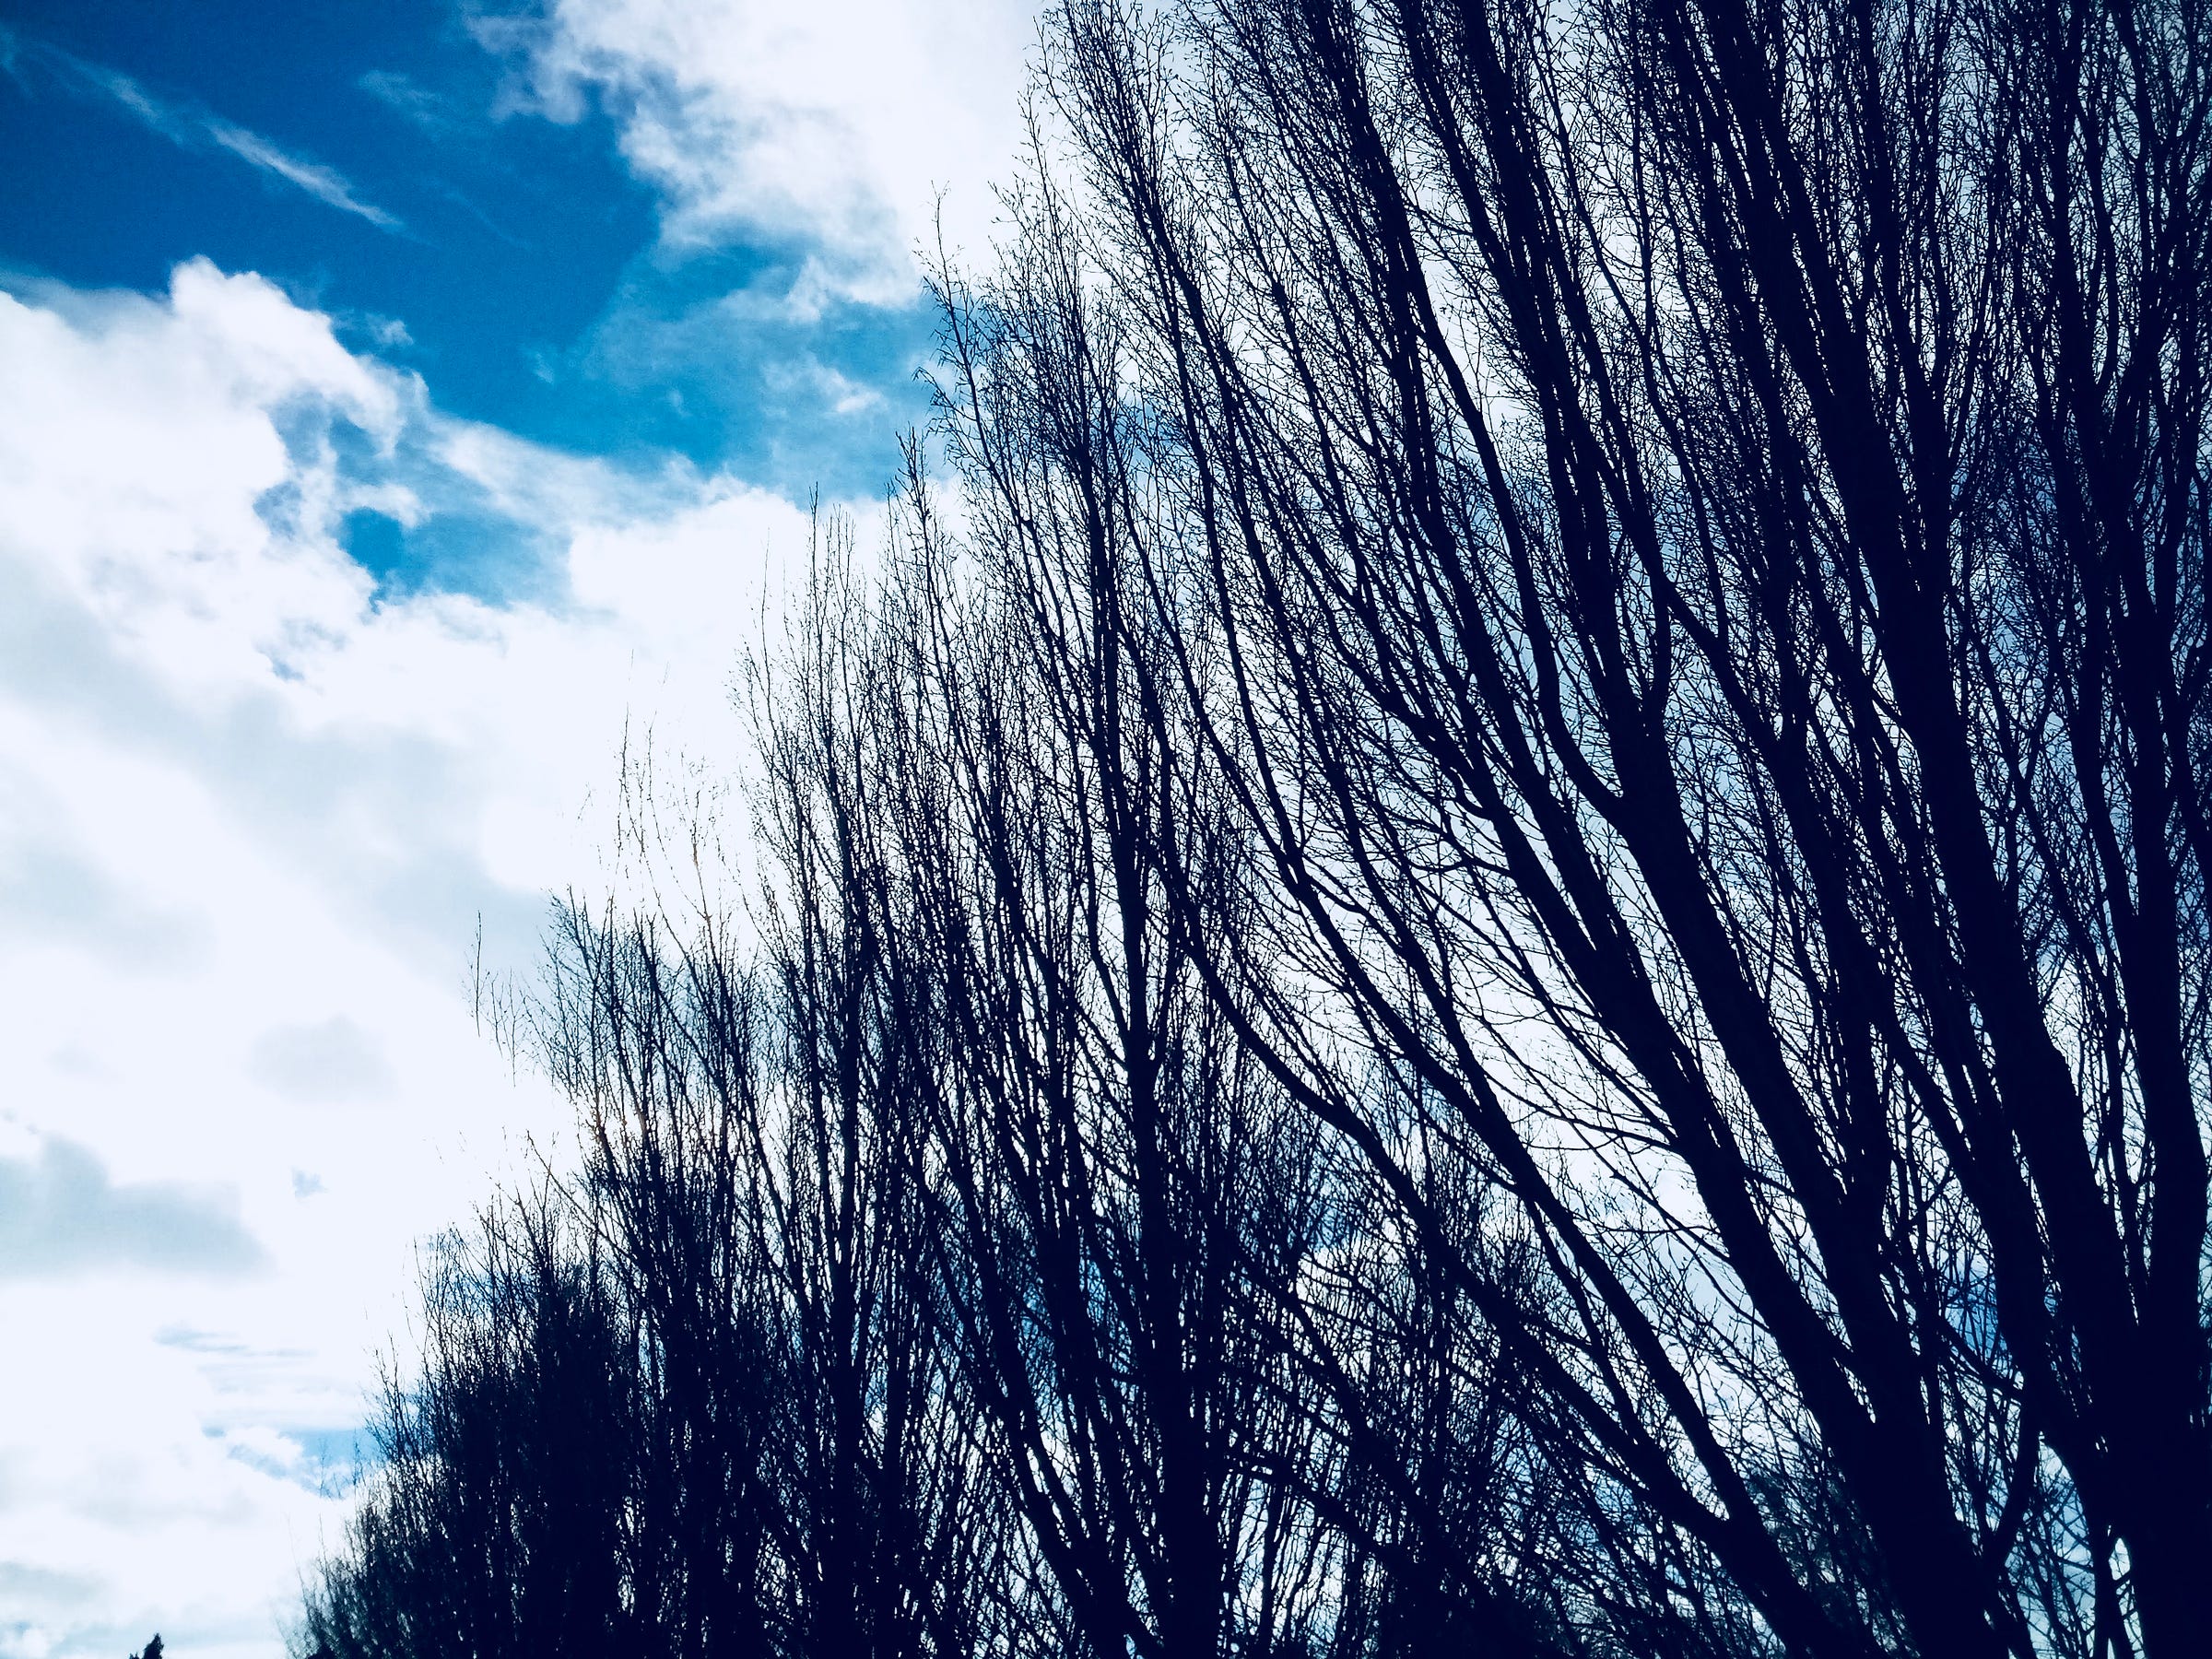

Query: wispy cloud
left=204, top=119, right=402, bottom=228
left=9, top=29, right=403, bottom=232
left=359, top=66, right=460, bottom=135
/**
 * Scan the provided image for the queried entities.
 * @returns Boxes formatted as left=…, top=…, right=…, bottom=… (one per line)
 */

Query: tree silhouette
left=947, top=0, right=2206, bottom=1648
left=300, top=0, right=2208, bottom=1653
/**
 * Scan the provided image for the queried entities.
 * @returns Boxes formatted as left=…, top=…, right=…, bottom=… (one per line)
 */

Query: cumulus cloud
left=0, top=260, right=826, bottom=1657
left=0, top=1135, right=265, bottom=1280
left=487, top=0, right=1041, bottom=300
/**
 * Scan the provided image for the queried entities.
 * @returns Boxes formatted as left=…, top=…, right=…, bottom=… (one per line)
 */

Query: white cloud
left=0, top=262, right=822, bottom=1657
left=490, top=0, right=1042, bottom=301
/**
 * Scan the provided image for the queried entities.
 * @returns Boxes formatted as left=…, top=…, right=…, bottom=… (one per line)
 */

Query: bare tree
left=937, top=0, right=2209, bottom=1653
left=864, top=408, right=1349, bottom=1659
left=301, top=0, right=2207, bottom=1653
left=295, top=1190, right=636, bottom=1659
left=300, top=559, right=1006, bottom=1659
left=917, top=167, right=1728, bottom=1659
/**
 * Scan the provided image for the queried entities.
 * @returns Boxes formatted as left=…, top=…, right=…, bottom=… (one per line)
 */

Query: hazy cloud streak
left=10, top=27, right=403, bottom=232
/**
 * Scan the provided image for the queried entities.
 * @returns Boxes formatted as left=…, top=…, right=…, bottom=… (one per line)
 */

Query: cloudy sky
left=0, top=3, right=1032, bottom=1653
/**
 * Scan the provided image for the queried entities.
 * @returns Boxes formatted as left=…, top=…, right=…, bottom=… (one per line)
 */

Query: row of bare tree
left=297, top=0, right=2209, bottom=1653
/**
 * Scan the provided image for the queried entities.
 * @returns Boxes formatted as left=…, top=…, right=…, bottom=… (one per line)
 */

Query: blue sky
left=0, top=0, right=959, bottom=555
left=0, top=4, right=1032, bottom=1654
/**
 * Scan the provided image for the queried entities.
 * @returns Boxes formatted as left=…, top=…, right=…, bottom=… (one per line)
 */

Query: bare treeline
left=295, top=0, right=2210, bottom=1653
